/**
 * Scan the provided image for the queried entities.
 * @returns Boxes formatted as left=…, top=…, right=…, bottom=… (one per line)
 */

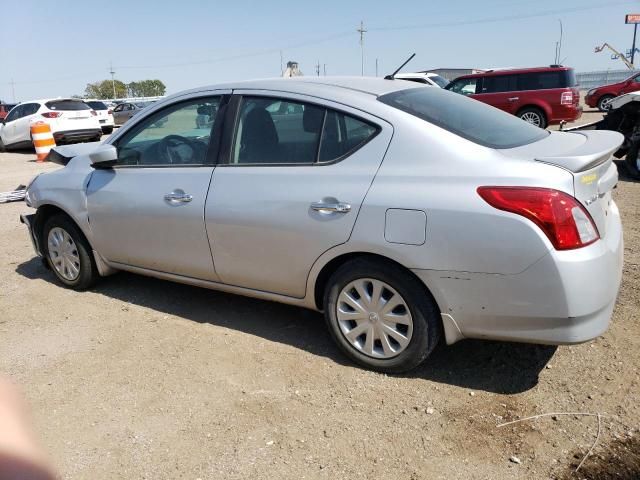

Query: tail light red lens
left=560, top=91, right=573, bottom=105
left=41, top=112, right=61, bottom=118
left=477, top=187, right=599, bottom=250
left=90, top=110, right=97, bottom=116
left=108, top=109, right=113, bottom=114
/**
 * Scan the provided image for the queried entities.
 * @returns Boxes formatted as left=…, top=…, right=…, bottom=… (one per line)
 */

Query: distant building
left=283, top=61, right=303, bottom=78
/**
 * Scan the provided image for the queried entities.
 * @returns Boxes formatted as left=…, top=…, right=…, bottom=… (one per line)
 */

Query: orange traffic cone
left=30, top=122, right=56, bottom=162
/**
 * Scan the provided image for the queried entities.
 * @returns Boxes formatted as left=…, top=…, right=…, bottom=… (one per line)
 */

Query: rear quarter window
left=86, top=101, right=108, bottom=110
left=45, top=100, right=91, bottom=111
left=379, top=87, right=548, bottom=149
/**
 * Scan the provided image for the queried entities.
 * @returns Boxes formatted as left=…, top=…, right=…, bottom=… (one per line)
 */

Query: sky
left=1, top=0, right=639, bottom=101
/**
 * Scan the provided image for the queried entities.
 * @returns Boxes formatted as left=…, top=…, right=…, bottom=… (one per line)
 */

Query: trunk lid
left=502, top=130, right=624, bottom=237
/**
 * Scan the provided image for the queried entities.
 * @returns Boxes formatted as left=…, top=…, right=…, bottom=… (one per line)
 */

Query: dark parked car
left=585, top=72, right=640, bottom=111
left=445, top=66, right=581, bottom=129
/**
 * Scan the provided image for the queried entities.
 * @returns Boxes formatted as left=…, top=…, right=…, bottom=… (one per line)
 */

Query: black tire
left=42, top=214, right=99, bottom=290
left=0, top=136, right=5, bottom=152
left=625, top=142, right=640, bottom=180
left=597, top=95, right=615, bottom=112
left=102, top=126, right=114, bottom=135
left=517, top=107, right=547, bottom=129
left=323, top=257, right=441, bottom=373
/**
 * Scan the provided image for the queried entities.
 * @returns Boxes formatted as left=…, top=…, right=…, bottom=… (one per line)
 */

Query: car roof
left=177, top=76, right=415, bottom=99
left=453, top=66, right=573, bottom=80
left=18, top=98, right=86, bottom=105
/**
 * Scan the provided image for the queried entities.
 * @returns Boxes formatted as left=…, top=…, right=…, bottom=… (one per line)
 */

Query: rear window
left=86, top=101, right=107, bottom=110
left=45, top=100, right=91, bottom=111
left=378, top=87, right=548, bottom=149
left=516, top=70, right=576, bottom=90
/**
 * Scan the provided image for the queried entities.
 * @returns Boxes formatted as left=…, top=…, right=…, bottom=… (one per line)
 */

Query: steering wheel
left=158, top=134, right=200, bottom=164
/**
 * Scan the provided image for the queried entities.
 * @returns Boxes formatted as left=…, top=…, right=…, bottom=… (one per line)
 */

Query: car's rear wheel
left=625, top=141, right=640, bottom=180
left=42, top=214, right=98, bottom=290
left=597, top=95, right=615, bottom=112
left=518, top=107, right=547, bottom=129
left=323, top=258, right=441, bottom=373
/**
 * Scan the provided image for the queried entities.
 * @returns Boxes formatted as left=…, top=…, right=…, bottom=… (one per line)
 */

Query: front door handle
left=164, top=191, right=193, bottom=203
left=311, top=201, right=351, bottom=213
left=508, top=97, right=520, bottom=102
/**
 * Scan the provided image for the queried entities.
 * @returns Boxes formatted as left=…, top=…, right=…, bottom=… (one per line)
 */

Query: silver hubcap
left=336, top=278, right=413, bottom=359
left=47, top=227, right=80, bottom=281
left=601, top=98, right=612, bottom=110
left=521, top=112, right=541, bottom=126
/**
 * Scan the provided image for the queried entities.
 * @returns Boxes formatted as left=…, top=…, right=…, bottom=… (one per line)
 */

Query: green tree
left=128, top=79, right=166, bottom=97
left=84, top=80, right=127, bottom=99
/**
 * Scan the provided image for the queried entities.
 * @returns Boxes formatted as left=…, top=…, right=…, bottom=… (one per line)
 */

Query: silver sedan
left=21, top=77, right=624, bottom=372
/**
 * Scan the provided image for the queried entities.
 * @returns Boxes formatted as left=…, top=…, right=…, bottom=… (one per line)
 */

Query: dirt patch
left=559, top=434, right=640, bottom=480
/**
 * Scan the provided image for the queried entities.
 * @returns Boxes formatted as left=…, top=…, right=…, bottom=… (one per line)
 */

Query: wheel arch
left=311, top=251, right=441, bottom=313
left=33, top=204, right=94, bottom=253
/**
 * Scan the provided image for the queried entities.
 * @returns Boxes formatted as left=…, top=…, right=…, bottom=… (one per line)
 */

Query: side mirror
left=89, top=144, right=118, bottom=168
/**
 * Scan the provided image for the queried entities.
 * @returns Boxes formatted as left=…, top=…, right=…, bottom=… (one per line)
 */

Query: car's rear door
left=475, top=74, right=519, bottom=114
left=205, top=92, right=392, bottom=297
left=86, top=92, right=229, bottom=280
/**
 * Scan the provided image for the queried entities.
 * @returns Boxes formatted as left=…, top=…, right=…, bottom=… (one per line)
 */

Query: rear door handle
left=508, top=97, right=520, bottom=102
left=311, top=201, right=351, bottom=213
left=164, top=191, right=193, bottom=203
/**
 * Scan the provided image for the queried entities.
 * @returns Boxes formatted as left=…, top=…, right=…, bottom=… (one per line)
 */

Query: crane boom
left=595, top=43, right=635, bottom=69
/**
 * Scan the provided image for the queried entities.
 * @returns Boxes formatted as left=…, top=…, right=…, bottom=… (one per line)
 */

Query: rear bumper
left=53, top=128, right=102, bottom=144
left=413, top=201, right=623, bottom=346
left=549, top=105, right=582, bottom=125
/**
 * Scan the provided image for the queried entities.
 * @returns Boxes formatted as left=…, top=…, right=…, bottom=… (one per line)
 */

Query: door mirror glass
left=89, top=144, right=118, bottom=168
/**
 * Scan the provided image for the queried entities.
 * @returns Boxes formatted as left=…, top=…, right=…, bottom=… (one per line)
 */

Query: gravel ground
left=0, top=112, right=638, bottom=479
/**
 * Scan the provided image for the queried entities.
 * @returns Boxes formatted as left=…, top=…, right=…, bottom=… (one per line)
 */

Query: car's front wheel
left=597, top=95, right=615, bottom=112
left=518, top=107, right=547, bottom=129
left=42, top=214, right=99, bottom=290
left=323, top=258, right=441, bottom=373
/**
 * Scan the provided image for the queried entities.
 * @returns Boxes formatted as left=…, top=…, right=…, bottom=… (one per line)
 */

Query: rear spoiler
left=535, top=130, right=624, bottom=172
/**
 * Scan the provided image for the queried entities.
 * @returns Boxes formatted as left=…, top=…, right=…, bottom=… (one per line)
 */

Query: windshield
left=379, top=87, right=549, bottom=149
left=429, top=75, right=449, bottom=88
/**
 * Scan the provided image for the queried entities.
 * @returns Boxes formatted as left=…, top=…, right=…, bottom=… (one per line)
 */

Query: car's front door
left=86, top=93, right=228, bottom=280
left=1, top=105, right=24, bottom=145
left=112, top=104, right=128, bottom=125
left=205, top=93, right=392, bottom=297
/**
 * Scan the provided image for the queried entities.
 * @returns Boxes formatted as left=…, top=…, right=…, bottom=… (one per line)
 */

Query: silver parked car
left=20, top=77, right=624, bottom=372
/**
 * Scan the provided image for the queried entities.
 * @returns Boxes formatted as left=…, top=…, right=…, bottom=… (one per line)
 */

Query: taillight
left=108, top=109, right=113, bottom=114
left=90, top=110, right=97, bottom=116
left=560, top=91, right=573, bottom=105
left=41, top=112, right=61, bottom=118
left=477, top=187, right=599, bottom=250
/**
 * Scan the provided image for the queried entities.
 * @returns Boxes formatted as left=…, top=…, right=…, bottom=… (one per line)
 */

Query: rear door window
left=481, top=75, right=516, bottom=93
left=230, top=96, right=379, bottom=165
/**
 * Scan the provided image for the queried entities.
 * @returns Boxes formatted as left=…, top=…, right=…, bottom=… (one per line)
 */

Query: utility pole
left=315, top=61, right=320, bottom=76
left=375, top=58, right=379, bottom=77
left=10, top=79, right=16, bottom=102
left=632, top=23, right=638, bottom=67
left=109, top=61, right=116, bottom=99
left=323, top=64, right=327, bottom=76
left=557, top=19, right=563, bottom=64
left=280, top=50, right=284, bottom=75
left=357, top=20, right=367, bottom=76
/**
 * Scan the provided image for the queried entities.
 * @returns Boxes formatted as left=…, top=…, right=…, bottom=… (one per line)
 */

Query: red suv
left=445, top=66, right=581, bottom=129
left=585, top=72, right=640, bottom=111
